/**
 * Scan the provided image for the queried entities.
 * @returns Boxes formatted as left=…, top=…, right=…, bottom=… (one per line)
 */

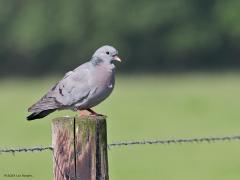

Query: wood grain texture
left=52, top=116, right=108, bottom=180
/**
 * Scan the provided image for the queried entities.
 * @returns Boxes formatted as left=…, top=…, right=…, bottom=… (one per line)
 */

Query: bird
left=27, top=45, right=121, bottom=120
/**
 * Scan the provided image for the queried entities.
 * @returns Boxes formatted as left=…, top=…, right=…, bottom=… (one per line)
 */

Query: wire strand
left=1, top=135, right=240, bottom=154
left=107, top=135, right=240, bottom=149
left=0, top=146, right=53, bottom=154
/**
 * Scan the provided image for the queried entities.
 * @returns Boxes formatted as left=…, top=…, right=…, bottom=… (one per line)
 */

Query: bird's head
left=92, top=45, right=121, bottom=66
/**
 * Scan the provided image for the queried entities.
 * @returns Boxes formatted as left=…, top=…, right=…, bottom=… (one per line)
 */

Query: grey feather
left=27, top=109, right=56, bottom=120
left=27, top=45, right=120, bottom=120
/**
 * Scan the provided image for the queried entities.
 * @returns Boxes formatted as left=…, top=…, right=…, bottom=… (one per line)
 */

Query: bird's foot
left=87, top=109, right=104, bottom=116
left=77, top=110, right=92, bottom=116
left=77, top=109, right=104, bottom=117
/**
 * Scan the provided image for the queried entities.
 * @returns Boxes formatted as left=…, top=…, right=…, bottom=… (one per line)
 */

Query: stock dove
left=27, top=45, right=121, bottom=120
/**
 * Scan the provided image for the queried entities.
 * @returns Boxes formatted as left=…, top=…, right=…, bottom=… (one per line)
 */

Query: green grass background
left=0, top=73, right=240, bottom=179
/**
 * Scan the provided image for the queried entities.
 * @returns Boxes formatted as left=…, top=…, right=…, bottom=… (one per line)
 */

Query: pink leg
left=78, top=110, right=91, bottom=116
left=87, top=109, right=104, bottom=116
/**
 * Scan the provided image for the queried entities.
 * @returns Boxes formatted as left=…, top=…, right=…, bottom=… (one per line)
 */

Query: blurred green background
left=1, top=0, right=240, bottom=75
left=1, top=75, right=240, bottom=180
left=0, top=0, right=240, bottom=180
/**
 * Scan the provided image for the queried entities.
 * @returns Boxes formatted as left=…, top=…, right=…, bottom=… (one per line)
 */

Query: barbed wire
left=107, top=135, right=240, bottom=148
left=0, top=135, right=240, bottom=154
left=0, top=146, right=53, bottom=154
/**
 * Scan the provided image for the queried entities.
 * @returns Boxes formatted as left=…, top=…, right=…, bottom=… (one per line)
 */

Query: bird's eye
left=106, top=51, right=110, bottom=55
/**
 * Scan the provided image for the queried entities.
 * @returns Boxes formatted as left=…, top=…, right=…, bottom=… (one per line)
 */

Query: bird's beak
left=113, top=55, right=121, bottom=62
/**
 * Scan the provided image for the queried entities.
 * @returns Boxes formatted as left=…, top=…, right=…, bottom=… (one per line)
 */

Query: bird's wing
left=27, top=87, right=62, bottom=112
left=28, top=63, right=93, bottom=112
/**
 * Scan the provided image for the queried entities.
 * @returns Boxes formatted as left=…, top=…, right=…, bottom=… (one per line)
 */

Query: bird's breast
left=94, top=66, right=115, bottom=95
left=85, top=65, right=115, bottom=108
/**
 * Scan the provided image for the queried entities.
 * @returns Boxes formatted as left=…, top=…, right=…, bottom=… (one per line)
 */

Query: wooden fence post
left=52, top=116, right=109, bottom=180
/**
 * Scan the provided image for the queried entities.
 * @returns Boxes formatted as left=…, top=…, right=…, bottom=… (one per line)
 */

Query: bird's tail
left=27, top=109, right=56, bottom=121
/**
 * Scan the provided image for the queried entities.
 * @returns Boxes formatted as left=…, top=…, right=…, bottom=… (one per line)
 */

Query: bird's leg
left=87, top=109, right=104, bottom=116
left=78, top=110, right=91, bottom=116
left=74, top=107, right=91, bottom=116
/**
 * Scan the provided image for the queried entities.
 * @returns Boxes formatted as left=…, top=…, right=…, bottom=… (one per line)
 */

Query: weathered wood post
left=52, top=116, right=109, bottom=180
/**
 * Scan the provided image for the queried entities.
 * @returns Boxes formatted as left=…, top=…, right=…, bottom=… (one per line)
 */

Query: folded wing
left=28, top=63, right=92, bottom=113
